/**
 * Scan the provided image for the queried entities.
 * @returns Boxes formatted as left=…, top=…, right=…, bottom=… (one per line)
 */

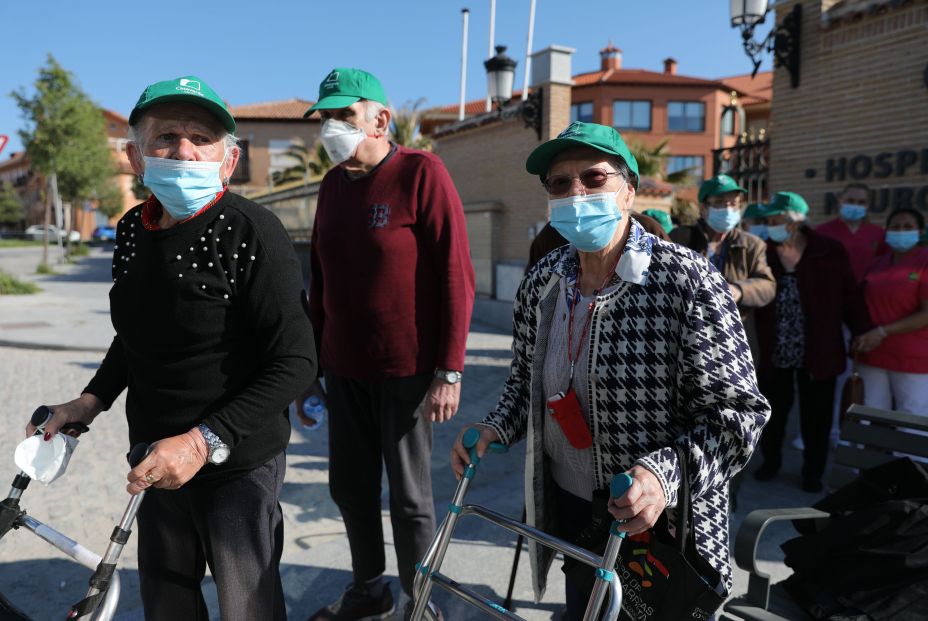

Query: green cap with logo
left=698, top=174, right=747, bottom=204
left=642, top=209, right=674, bottom=233
left=129, top=75, right=235, bottom=134
left=763, top=191, right=809, bottom=217
left=305, top=68, right=388, bottom=115
left=743, top=202, right=766, bottom=219
left=525, top=121, right=640, bottom=189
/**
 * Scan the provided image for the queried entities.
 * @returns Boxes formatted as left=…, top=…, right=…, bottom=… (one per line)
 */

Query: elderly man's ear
left=619, top=184, right=635, bottom=210
left=127, top=142, right=145, bottom=177
left=374, top=107, right=392, bottom=138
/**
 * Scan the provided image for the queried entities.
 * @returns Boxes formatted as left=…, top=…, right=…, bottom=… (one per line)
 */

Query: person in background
left=853, top=208, right=928, bottom=418
left=642, top=208, right=673, bottom=235
left=670, top=175, right=775, bottom=347
left=753, top=192, right=870, bottom=493
left=452, top=122, right=769, bottom=620
left=816, top=182, right=885, bottom=283
left=303, top=68, right=475, bottom=621
left=743, top=202, right=768, bottom=240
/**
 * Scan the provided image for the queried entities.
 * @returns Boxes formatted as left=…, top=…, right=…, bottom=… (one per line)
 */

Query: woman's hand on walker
left=607, top=465, right=667, bottom=535
left=450, top=425, right=500, bottom=480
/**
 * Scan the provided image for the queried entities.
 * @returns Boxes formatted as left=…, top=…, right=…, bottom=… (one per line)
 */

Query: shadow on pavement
left=0, top=558, right=140, bottom=621
left=39, top=254, right=112, bottom=284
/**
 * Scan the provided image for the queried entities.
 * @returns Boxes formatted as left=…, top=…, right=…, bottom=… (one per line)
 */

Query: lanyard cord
left=566, top=247, right=624, bottom=384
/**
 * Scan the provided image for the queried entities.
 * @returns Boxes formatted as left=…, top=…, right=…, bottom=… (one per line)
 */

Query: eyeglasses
left=543, top=168, right=622, bottom=195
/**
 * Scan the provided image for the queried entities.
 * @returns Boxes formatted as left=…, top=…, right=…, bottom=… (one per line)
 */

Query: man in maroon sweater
left=303, top=68, right=475, bottom=621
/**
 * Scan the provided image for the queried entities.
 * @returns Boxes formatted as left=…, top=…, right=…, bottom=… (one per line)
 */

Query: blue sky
left=1, top=0, right=772, bottom=154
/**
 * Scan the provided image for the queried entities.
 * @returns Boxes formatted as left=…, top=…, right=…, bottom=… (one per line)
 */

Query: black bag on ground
left=781, top=458, right=928, bottom=620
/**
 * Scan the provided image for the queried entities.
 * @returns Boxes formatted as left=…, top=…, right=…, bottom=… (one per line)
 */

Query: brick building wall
left=770, top=0, right=928, bottom=224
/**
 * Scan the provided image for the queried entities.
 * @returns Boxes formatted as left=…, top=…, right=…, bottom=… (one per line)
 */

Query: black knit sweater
left=84, top=192, right=316, bottom=481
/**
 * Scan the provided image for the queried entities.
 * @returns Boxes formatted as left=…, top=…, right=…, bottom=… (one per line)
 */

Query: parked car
left=23, top=225, right=81, bottom=243
left=92, top=225, right=117, bottom=242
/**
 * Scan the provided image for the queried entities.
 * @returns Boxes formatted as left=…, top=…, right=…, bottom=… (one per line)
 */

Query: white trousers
left=857, top=362, right=928, bottom=415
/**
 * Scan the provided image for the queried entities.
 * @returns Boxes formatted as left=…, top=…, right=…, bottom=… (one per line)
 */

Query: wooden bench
left=721, top=404, right=928, bottom=621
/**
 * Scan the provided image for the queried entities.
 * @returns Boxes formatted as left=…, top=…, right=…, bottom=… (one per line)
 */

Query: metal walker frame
left=410, top=428, right=632, bottom=620
left=0, top=406, right=149, bottom=621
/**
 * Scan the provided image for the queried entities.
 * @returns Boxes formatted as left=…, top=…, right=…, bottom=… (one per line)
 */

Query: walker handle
left=610, top=473, right=634, bottom=499
left=127, top=443, right=151, bottom=468
left=30, top=405, right=52, bottom=430
left=462, top=427, right=507, bottom=466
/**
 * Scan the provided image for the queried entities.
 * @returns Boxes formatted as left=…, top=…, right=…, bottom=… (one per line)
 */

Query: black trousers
left=136, top=452, right=286, bottom=620
left=758, top=367, right=836, bottom=481
left=325, top=372, right=435, bottom=596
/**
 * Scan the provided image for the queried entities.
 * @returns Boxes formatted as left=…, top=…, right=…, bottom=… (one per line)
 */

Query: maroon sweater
left=308, top=145, right=475, bottom=379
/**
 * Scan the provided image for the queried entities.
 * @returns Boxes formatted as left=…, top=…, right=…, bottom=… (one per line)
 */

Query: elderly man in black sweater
left=26, top=76, right=316, bottom=620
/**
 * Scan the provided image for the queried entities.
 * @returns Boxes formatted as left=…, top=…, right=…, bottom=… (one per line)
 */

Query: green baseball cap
left=305, top=68, right=388, bottom=115
left=763, top=191, right=809, bottom=217
left=525, top=122, right=640, bottom=189
left=642, top=209, right=674, bottom=233
left=129, top=75, right=235, bottom=133
left=698, top=174, right=747, bottom=203
left=743, top=202, right=766, bottom=219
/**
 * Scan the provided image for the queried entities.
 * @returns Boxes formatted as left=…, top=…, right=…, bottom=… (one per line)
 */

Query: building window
left=613, top=100, right=651, bottom=131
left=268, top=140, right=297, bottom=176
left=667, top=155, right=704, bottom=181
left=570, top=101, right=594, bottom=123
left=668, top=101, right=705, bottom=132
left=721, top=109, right=735, bottom=136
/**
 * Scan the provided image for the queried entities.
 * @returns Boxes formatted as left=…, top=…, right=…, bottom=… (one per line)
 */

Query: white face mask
left=320, top=118, right=367, bottom=165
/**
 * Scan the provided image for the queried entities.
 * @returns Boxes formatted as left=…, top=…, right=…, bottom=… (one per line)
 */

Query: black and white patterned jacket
left=481, top=218, right=771, bottom=600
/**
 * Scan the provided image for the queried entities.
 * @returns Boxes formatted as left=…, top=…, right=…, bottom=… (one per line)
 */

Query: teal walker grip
left=462, top=427, right=507, bottom=467
left=610, top=473, right=634, bottom=499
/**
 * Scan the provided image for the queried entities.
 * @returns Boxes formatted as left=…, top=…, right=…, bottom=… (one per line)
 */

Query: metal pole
left=521, top=0, right=537, bottom=101
left=459, top=8, right=470, bottom=121
left=486, top=0, right=496, bottom=112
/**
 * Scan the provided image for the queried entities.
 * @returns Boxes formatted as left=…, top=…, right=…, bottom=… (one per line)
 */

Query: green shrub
left=35, top=263, right=55, bottom=275
left=0, top=270, right=40, bottom=294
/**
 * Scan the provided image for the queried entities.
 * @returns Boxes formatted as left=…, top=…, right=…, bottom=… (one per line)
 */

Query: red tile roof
left=228, top=98, right=318, bottom=121
left=637, top=176, right=674, bottom=197
left=718, top=71, right=773, bottom=106
left=572, top=68, right=728, bottom=89
left=431, top=91, right=526, bottom=116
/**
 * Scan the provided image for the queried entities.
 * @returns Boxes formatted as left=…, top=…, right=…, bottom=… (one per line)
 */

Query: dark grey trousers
left=325, top=372, right=436, bottom=595
left=136, top=452, right=286, bottom=620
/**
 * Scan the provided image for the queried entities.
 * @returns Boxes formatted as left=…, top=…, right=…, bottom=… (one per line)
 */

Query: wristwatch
left=197, top=423, right=231, bottom=465
left=434, top=368, right=463, bottom=384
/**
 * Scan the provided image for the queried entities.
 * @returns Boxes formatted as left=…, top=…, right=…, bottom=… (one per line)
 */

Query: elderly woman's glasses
left=543, top=168, right=621, bottom=195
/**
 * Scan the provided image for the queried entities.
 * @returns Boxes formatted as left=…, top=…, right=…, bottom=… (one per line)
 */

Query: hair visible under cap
left=887, top=207, right=925, bottom=231
left=127, top=116, right=239, bottom=157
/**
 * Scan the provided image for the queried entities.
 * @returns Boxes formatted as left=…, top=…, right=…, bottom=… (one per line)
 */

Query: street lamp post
left=483, top=45, right=517, bottom=110
left=730, top=0, right=802, bottom=87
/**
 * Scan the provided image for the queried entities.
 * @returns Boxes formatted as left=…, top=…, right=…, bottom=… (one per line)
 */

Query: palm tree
left=628, top=139, right=694, bottom=185
left=270, top=138, right=332, bottom=185
left=390, top=98, right=433, bottom=151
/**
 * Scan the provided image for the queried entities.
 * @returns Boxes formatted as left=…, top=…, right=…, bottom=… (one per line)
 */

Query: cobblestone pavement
left=0, top=245, right=817, bottom=620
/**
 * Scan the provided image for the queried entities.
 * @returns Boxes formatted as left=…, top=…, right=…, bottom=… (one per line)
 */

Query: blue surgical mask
left=549, top=191, right=622, bottom=252
left=143, top=156, right=225, bottom=220
left=748, top=224, right=769, bottom=240
left=706, top=207, right=742, bottom=233
left=767, top=224, right=790, bottom=243
left=840, top=203, right=867, bottom=222
left=885, top=230, right=920, bottom=253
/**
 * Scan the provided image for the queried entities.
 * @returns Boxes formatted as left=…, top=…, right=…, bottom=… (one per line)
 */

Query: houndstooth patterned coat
left=481, top=218, right=771, bottom=601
